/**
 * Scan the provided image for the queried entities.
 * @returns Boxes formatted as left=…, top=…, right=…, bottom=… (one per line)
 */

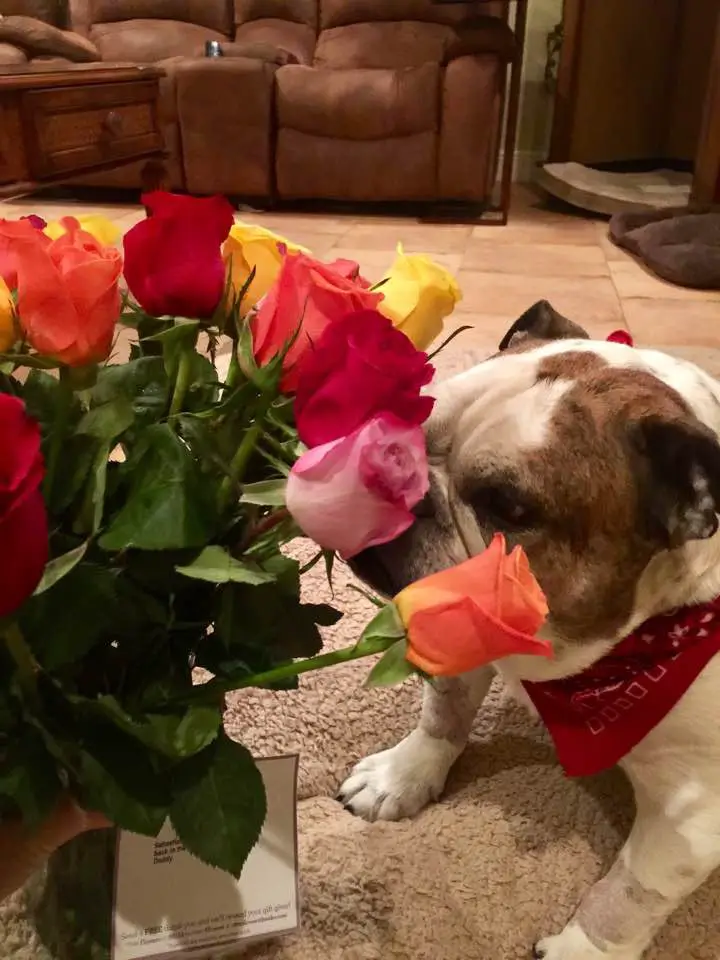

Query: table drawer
left=21, top=79, right=164, bottom=179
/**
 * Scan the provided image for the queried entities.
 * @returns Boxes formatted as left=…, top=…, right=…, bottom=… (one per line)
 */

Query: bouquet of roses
left=0, top=194, right=463, bottom=880
left=0, top=193, right=551, bottom=896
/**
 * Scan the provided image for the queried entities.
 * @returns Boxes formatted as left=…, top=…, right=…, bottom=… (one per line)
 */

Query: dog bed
left=2, top=344, right=720, bottom=960
left=609, top=207, right=720, bottom=290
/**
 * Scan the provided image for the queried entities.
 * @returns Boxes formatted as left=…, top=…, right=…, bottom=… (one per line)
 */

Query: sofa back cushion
left=234, top=0, right=317, bottom=31
left=320, top=0, right=505, bottom=31
left=0, top=0, right=62, bottom=25
left=90, top=0, right=233, bottom=35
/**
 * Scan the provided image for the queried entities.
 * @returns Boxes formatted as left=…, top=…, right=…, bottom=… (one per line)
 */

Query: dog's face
left=352, top=302, right=720, bottom=645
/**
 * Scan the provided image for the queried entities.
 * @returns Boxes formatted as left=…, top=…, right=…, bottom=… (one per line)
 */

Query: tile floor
left=2, top=184, right=718, bottom=361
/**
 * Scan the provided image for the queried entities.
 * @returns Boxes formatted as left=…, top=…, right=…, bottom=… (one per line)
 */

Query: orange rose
left=395, top=533, right=551, bottom=676
left=1, top=217, right=122, bottom=366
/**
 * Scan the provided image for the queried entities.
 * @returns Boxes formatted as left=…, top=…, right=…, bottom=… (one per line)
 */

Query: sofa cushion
left=235, top=0, right=317, bottom=31
left=90, top=19, right=227, bottom=61
left=320, top=0, right=505, bottom=31
left=315, top=17, right=513, bottom=69
left=276, top=128, right=437, bottom=200
left=0, top=40, right=27, bottom=62
left=277, top=63, right=438, bottom=140
left=0, top=15, right=99, bottom=60
left=91, top=0, right=232, bottom=35
left=0, top=0, right=61, bottom=25
left=235, top=18, right=315, bottom=64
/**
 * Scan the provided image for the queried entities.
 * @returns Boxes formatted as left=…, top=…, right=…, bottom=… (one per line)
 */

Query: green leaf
left=47, top=434, right=98, bottom=515
left=212, top=579, right=327, bottom=661
left=74, top=441, right=111, bottom=535
left=21, top=562, right=120, bottom=669
left=94, top=357, right=169, bottom=428
left=76, top=397, right=134, bottom=441
left=73, top=726, right=170, bottom=836
left=23, top=369, right=82, bottom=431
left=356, top=603, right=406, bottom=655
left=170, top=733, right=266, bottom=877
left=303, top=603, right=343, bottom=627
left=33, top=541, right=88, bottom=595
left=87, top=696, right=222, bottom=760
left=99, top=423, right=218, bottom=551
left=365, top=639, right=416, bottom=688
left=176, top=546, right=274, bottom=585
left=240, top=479, right=287, bottom=507
left=0, top=729, right=63, bottom=825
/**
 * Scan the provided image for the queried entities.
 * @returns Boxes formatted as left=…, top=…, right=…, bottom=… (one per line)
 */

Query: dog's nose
left=412, top=492, right=435, bottom=519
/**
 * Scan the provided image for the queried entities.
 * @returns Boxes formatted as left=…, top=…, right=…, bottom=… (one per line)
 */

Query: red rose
left=294, top=310, right=435, bottom=448
left=252, top=251, right=383, bottom=392
left=0, top=395, right=48, bottom=618
left=123, top=191, right=235, bottom=318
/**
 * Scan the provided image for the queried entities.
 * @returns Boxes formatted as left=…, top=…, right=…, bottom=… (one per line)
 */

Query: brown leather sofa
left=1, top=0, right=519, bottom=205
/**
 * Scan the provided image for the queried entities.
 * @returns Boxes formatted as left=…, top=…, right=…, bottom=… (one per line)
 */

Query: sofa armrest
left=174, top=57, right=278, bottom=197
left=0, top=41, right=27, bottom=64
left=441, top=16, right=515, bottom=63
left=439, top=53, right=503, bottom=201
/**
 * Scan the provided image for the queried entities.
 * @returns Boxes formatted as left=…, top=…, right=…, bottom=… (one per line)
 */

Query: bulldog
left=338, top=302, right=720, bottom=960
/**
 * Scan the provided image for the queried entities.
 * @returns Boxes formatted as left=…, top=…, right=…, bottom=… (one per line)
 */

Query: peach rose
left=3, top=217, right=122, bottom=366
left=395, top=534, right=551, bottom=676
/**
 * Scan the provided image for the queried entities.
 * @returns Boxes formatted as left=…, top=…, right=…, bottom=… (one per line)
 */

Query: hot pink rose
left=295, top=310, right=435, bottom=448
left=285, top=414, right=428, bottom=559
left=252, top=251, right=382, bottom=392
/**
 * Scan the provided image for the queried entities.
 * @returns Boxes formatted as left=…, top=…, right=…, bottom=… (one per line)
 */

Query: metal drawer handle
left=102, top=111, right=124, bottom=137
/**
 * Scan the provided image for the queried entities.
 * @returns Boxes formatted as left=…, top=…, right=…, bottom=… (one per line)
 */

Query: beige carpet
left=3, top=342, right=720, bottom=959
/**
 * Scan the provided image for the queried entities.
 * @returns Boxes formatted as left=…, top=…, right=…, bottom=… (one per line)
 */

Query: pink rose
left=252, top=251, right=382, bottom=392
left=285, top=414, right=428, bottom=559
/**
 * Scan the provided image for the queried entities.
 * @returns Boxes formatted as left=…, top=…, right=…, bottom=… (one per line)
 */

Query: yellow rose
left=45, top=215, right=120, bottom=246
left=222, top=222, right=310, bottom=314
left=377, top=244, right=462, bottom=350
left=0, top=277, right=16, bottom=352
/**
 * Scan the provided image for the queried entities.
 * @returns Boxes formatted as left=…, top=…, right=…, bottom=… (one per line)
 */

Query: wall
left=513, top=0, right=563, bottom=180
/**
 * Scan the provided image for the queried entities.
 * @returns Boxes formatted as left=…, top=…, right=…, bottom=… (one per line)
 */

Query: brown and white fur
left=338, top=303, right=720, bottom=960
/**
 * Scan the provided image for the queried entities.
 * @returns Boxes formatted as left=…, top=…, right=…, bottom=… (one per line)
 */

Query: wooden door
left=550, top=0, right=720, bottom=189
left=692, top=6, right=720, bottom=204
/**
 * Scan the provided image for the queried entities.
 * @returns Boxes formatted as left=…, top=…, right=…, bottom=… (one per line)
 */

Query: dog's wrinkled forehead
left=427, top=336, right=692, bottom=472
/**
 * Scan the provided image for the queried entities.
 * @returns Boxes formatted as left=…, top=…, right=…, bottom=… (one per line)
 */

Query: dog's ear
left=498, top=300, right=591, bottom=352
left=630, top=417, right=720, bottom=547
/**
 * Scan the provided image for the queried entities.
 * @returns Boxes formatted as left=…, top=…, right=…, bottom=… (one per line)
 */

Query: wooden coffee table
left=0, top=63, right=166, bottom=196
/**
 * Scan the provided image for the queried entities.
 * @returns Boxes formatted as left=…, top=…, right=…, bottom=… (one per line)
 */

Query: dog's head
left=352, top=301, right=720, bottom=648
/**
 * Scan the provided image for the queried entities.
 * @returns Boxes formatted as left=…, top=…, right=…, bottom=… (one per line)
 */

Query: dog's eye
left=471, top=484, right=535, bottom=530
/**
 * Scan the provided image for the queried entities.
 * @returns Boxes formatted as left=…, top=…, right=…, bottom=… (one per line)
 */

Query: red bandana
left=606, top=330, right=634, bottom=346
left=522, top=600, right=720, bottom=776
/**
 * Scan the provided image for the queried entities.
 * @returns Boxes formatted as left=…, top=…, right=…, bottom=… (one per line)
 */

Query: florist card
left=112, top=756, right=299, bottom=960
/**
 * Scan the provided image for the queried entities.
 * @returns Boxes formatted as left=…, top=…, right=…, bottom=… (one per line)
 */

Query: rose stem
left=182, top=633, right=398, bottom=705
left=43, top=366, right=73, bottom=503
left=217, top=395, right=273, bottom=511
left=168, top=349, right=193, bottom=418
left=4, top=623, right=38, bottom=702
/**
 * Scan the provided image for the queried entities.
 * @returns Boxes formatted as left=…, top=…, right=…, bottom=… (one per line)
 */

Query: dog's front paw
left=337, top=729, right=459, bottom=822
left=534, top=924, right=640, bottom=960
